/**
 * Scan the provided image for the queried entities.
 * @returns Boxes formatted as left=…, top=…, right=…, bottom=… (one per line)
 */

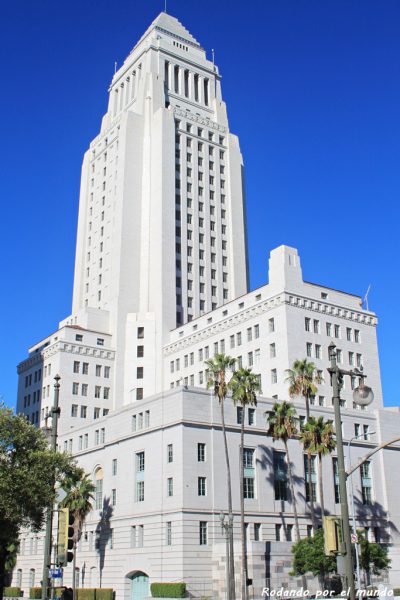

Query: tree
left=205, top=353, right=236, bottom=600
left=286, top=359, right=323, bottom=530
left=300, top=417, right=336, bottom=518
left=291, top=527, right=337, bottom=588
left=266, top=401, right=301, bottom=543
left=0, top=405, right=80, bottom=600
left=229, top=368, right=261, bottom=600
left=60, top=472, right=95, bottom=598
left=358, top=531, right=391, bottom=586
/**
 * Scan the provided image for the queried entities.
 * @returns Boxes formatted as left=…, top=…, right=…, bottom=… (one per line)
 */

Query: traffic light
left=324, top=516, right=341, bottom=555
left=57, top=508, right=75, bottom=566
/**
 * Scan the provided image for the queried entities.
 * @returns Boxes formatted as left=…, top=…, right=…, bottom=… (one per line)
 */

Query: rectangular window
left=111, top=489, right=117, bottom=506
left=199, top=521, right=207, bottom=545
left=269, top=318, right=275, bottom=332
left=334, top=325, right=340, bottom=338
left=306, top=342, right=313, bottom=357
left=244, top=477, right=254, bottom=499
left=112, top=459, right=117, bottom=476
left=273, top=451, right=287, bottom=501
left=361, top=461, right=372, bottom=505
left=166, top=522, right=172, bottom=546
left=198, top=476, right=206, bottom=496
left=82, top=362, right=89, bottom=375
left=363, top=424, right=370, bottom=440
left=270, top=343, right=276, bottom=358
left=73, top=361, right=80, bottom=374
left=236, top=406, right=244, bottom=424
left=248, top=408, right=255, bottom=426
left=286, top=524, right=293, bottom=541
left=304, top=454, right=317, bottom=502
left=136, top=451, right=145, bottom=472
left=254, top=523, right=261, bottom=541
left=137, top=327, right=144, bottom=339
left=136, top=481, right=144, bottom=502
left=137, top=367, right=143, bottom=379
left=81, top=384, right=88, bottom=397
left=95, top=364, right=102, bottom=377
left=137, top=524, right=144, bottom=547
left=275, top=524, right=282, bottom=541
left=305, top=317, right=310, bottom=332
left=72, top=382, right=79, bottom=395
left=71, top=404, right=78, bottom=417
left=354, top=330, right=360, bottom=343
left=167, top=444, right=173, bottom=463
left=254, top=324, right=260, bottom=338
left=349, top=352, right=354, bottom=366
left=104, top=366, right=110, bottom=378
left=315, top=344, right=321, bottom=359
left=271, top=369, right=277, bottom=384
left=198, top=443, right=206, bottom=462
left=81, top=406, right=87, bottom=418
left=347, top=327, right=352, bottom=341
left=167, top=477, right=173, bottom=497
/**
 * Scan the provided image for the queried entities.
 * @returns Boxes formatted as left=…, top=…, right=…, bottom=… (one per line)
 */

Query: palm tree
left=285, top=359, right=323, bottom=420
left=205, top=353, right=236, bottom=600
left=266, top=401, right=301, bottom=542
left=286, top=359, right=323, bottom=531
left=229, top=368, right=261, bottom=600
left=60, top=471, right=95, bottom=599
left=300, top=417, right=336, bottom=518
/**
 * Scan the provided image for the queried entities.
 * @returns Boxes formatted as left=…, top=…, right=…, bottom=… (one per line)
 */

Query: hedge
left=150, top=583, right=186, bottom=598
left=4, top=588, right=23, bottom=597
left=393, top=590, right=400, bottom=597
left=29, top=589, right=42, bottom=599
left=94, top=590, right=114, bottom=600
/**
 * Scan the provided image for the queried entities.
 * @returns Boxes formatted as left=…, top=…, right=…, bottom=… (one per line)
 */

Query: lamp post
left=346, top=432, right=375, bottom=591
left=41, top=375, right=61, bottom=600
left=220, top=512, right=233, bottom=600
left=328, top=343, right=374, bottom=600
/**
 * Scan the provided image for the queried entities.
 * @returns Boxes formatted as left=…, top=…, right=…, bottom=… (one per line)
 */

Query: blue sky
left=1, top=0, right=399, bottom=408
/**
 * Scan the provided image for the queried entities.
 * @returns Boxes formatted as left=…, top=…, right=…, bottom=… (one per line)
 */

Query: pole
left=229, top=513, right=235, bottom=600
left=221, top=514, right=231, bottom=600
left=347, top=438, right=362, bottom=590
left=329, top=345, right=355, bottom=600
left=41, top=376, right=61, bottom=600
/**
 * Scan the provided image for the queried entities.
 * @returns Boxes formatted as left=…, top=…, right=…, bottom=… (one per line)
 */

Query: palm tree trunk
left=240, top=412, right=247, bottom=600
left=0, top=550, right=6, bottom=600
left=318, top=452, right=325, bottom=518
left=285, top=441, right=308, bottom=591
left=220, top=397, right=236, bottom=600
left=284, top=440, right=300, bottom=542
left=307, top=451, right=318, bottom=532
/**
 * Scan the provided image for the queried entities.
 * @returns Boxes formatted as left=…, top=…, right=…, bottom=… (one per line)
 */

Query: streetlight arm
left=346, top=436, right=400, bottom=478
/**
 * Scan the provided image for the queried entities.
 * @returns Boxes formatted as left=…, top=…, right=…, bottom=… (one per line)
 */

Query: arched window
left=95, top=467, right=103, bottom=510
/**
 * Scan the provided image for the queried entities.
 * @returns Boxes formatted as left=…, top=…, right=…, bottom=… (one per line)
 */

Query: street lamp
left=220, top=512, right=233, bottom=600
left=328, top=343, right=374, bottom=600
left=41, top=375, right=61, bottom=600
left=347, top=432, right=375, bottom=590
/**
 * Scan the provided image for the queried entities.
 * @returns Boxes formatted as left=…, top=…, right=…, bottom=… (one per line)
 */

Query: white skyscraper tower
left=65, top=12, right=248, bottom=405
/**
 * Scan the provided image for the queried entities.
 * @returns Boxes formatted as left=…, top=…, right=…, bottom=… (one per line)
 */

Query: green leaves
left=229, top=367, right=260, bottom=408
left=291, top=528, right=336, bottom=577
left=266, top=401, right=298, bottom=443
left=300, top=416, right=336, bottom=456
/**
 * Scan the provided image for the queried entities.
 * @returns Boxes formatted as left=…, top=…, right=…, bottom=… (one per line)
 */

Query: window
left=271, top=369, right=277, bottom=384
left=136, top=481, right=144, bottom=502
left=363, top=424, right=370, bottom=441
left=306, top=342, right=313, bottom=357
left=112, top=459, right=117, bottom=476
left=198, top=476, right=206, bottom=496
left=304, top=455, right=317, bottom=502
left=254, top=324, right=260, bottom=338
left=73, top=361, right=80, bottom=374
left=199, top=522, right=207, bottom=545
left=305, top=317, right=311, bottom=332
left=111, top=489, right=117, bottom=506
left=96, top=364, right=102, bottom=377
left=82, top=384, right=88, bottom=396
left=274, top=451, right=287, bottom=501
left=81, top=406, right=87, bottom=418
left=254, top=523, right=261, bottom=541
left=275, top=524, right=282, bottom=541
left=167, top=477, right=173, bottom=497
left=95, top=468, right=104, bottom=509
left=354, top=330, right=360, bottom=343
left=137, top=367, right=143, bottom=379
left=361, top=461, right=372, bottom=505
left=137, top=327, right=144, bottom=339
left=236, top=332, right=242, bottom=346
left=269, top=318, right=275, bottom=332
left=248, top=408, right=255, bottom=426
left=270, top=343, right=276, bottom=358
left=82, top=362, right=89, bottom=375
left=167, top=444, right=173, bottom=463
left=198, top=443, right=206, bottom=462
left=97, top=338, right=104, bottom=346
left=236, top=406, right=244, bottom=424
left=136, top=451, right=145, bottom=472
left=166, top=522, right=172, bottom=546
left=326, top=322, right=332, bottom=336
left=334, top=325, right=340, bottom=338
left=349, top=352, right=354, bottom=366
left=71, top=404, right=78, bottom=417
left=137, top=346, right=144, bottom=358
left=357, top=354, right=362, bottom=368
left=347, top=327, right=352, bottom=341
left=313, top=319, right=320, bottom=334
left=286, top=524, right=293, bottom=541
left=95, top=386, right=101, bottom=399
left=315, top=344, right=321, bottom=359
left=72, top=382, right=79, bottom=395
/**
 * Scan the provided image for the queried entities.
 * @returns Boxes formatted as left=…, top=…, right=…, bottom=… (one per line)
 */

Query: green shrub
left=95, top=590, right=114, bottom=600
left=150, top=583, right=186, bottom=598
left=29, top=589, right=42, bottom=599
left=4, top=588, right=23, bottom=597
left=76, top=590, right=96, bottom=600
left=393, top=590, right=400, bottom=597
